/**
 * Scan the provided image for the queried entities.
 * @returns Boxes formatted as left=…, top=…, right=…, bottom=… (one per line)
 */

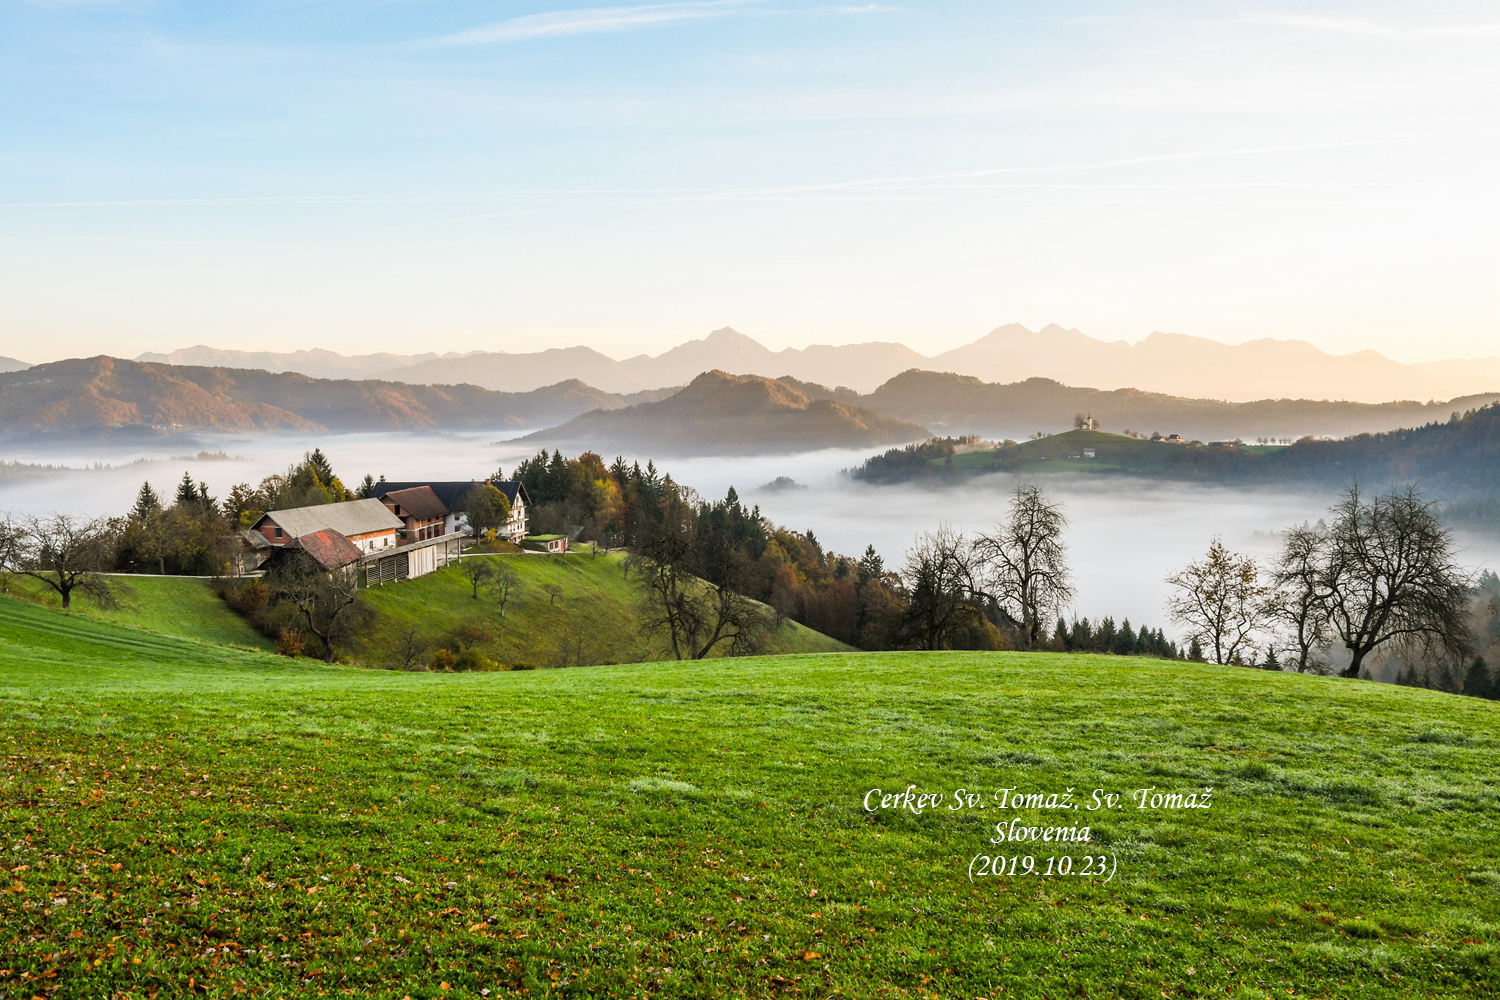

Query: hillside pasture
left=354, top=550, right=851, bottom=669
left=1, top=596, right=1498, bottom=997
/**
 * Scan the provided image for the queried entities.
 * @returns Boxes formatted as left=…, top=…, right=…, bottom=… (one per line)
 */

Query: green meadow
left=355, top=551, right=850, bottom=668
left=2, top=595, right=1499, bottom=998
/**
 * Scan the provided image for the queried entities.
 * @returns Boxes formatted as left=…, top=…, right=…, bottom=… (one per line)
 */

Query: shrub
left=453, top=647, right=498, bottom=672
left=430, top=648, right=457, bottom=671
left=276, top=628, right=304, bottom=658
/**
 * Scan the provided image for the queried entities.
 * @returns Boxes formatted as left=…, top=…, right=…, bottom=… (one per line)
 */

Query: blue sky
left=0, top=1, right=1495, bottom=362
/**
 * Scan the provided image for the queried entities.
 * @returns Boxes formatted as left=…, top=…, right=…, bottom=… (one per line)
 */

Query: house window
left=273, top=526, right=282, bottom=539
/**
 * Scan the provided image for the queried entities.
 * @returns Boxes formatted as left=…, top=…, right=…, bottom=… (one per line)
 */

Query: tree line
left=1163, top=483, right=1496, bottom=698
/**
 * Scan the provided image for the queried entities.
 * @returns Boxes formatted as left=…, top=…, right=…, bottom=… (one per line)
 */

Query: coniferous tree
left=174, top=472, right=200, bottom=508
left=1462, top=657, right=1493, bottom=699
left=131, top=482, right=162, bottom=521
left=306, top=448, right=336, bottom=487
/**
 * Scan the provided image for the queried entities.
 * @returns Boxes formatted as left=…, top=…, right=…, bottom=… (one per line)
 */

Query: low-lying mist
left=4, top=431, right=1498, bottom=633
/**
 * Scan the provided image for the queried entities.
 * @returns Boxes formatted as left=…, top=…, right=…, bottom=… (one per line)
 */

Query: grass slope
left=2, top=574, right=274, bottom=652
left=3, top=599, right=1499, bottom=997
left=355, top=551, right=849, bottom=668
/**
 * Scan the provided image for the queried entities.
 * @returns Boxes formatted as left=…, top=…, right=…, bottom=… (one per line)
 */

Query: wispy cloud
left=1242, top=13, right=1500, bottom=37
left=424, top=1, right=759, bottom=47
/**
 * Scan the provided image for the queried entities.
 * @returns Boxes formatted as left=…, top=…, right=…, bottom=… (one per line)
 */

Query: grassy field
left=2, top=596, right=1498, bottom=998
left=354, top=551, right=850, bottom=669
left=1, top=572, right=275, bottom=652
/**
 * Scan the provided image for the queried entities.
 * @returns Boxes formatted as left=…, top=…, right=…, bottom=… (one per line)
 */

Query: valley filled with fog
left=4, top=430, right=1498, bottom=633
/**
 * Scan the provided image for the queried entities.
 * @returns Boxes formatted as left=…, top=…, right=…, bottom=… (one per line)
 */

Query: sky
left=0, top=1, right=1495, bottom=365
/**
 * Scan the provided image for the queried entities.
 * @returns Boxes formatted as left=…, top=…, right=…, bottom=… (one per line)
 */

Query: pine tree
left=1187, top=635, right=1205, bottom=661
left=858, top=544, right=884, bottom=581
left=1097, top=616, right=1117, bottom=653
left=174, top=472, right=200, bottom=508
left=131, top=482, right=161, bottom=521
left=1462, top=657, right=1493, bottom=699
left=358, top=474, right=377, bottom=499
left=306, top=448, right=336, bottom=486
left=1262, top=648, right=1282, bottom=671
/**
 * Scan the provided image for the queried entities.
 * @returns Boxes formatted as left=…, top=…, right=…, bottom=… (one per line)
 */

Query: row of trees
left=1164, top=485, right=1478, bottom=682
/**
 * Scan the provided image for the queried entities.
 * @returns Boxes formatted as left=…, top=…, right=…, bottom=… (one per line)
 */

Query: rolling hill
left=860, top=370, right=1500, bottom=443
left=0, top=354, right=29, bottom=372
left=2, top=595, right=1496, bottom=996
left=0, top=357, right=673, bottom=440
left=518, top=369, right=930, bottom=455
left=854, top=403, right=1500, bottom=502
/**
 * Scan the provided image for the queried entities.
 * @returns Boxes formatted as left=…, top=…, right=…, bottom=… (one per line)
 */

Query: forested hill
left=852, top=403, right=1500, bottom=500
left=860, top=370, right=1500, bottom=443
left=519, top=370, right=929, bottom=455
left=1213, top=401, right=1500, bottom=494
left=0, top=357, right=665, bottom=439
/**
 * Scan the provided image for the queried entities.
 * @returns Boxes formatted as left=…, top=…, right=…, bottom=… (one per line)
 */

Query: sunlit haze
left=1, top=1, right=1496, bottom=364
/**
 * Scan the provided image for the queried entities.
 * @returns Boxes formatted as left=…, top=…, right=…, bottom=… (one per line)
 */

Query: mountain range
left=0, top=356, right=29, bottom=373
left=0, top=357, right=674, bottom=440
left=133, top=346, right=477, bottom=381
left=128, top=325, right=1500, bottom=403
left=518, top=370, right=928, bottom=456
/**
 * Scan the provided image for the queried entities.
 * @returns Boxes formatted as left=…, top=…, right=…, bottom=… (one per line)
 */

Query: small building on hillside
left=1162, top=433, right=1186, bottom=445
left=524, top=534, right=569, bottom=554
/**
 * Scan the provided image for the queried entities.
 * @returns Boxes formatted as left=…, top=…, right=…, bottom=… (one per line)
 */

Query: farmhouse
left=253, top=499, right=401, bottom=554
left=375, top=479, right=532, bottom=541
left=248, top=496, right=462, bottom=585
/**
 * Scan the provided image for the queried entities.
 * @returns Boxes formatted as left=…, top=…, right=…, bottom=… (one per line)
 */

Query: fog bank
left=3, top=432, right=1497, bottom=634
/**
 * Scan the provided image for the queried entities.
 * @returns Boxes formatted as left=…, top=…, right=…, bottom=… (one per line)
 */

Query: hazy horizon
left=12, top=321, right=1500, bottom=370
left=2, top=2, right=1495, bottom=365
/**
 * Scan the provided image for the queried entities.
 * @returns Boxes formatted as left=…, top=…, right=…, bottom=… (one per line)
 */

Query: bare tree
left=1321, top=485, right=1472, bottom=679
left=1267, top=524, right=1332, bottom=673
left=460, top=557, right=495, bottom=598
left=1165, top=538, right=1271, bottom=665
left=542, top=582, right=564, bottom=606
left=895, top=524, right=981, bottom=650
left=394, top=624, right=428, bottom=670
left=12, top=513, right=119, bottom=610
left=490, top=563, right=521, bottom=616
left=630, top=498, right=772, bottom=660
left=0, top=513, right=18, bottom=594
left=267, top=558, right=364, bottom=663
left=973, top=485, right=1074, bottom=648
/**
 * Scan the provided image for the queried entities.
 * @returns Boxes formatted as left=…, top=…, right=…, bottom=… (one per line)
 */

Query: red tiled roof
left=294, top=529, right=364, bottom=571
